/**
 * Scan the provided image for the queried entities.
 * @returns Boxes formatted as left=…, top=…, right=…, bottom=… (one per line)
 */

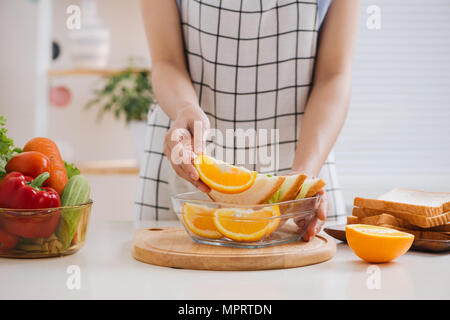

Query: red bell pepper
left=0, top=229, right=19, bottom=250
left=0, top=172, right=61, bottom=238
left=0, top=172, right=61, bottom=209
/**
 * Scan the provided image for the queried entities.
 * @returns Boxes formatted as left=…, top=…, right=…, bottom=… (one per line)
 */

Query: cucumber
left=56, top=175, right=91, bottom=249
left=61, top=175, right=91, bottom=206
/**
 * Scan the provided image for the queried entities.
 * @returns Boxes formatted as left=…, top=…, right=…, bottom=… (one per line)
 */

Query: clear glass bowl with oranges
left=171, top=192, right=320, bottom=248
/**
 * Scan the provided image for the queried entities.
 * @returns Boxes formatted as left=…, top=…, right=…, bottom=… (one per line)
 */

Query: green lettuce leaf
left=0, top=116, right=21, bottom=179
left=64, top=161, right=81, bottom=179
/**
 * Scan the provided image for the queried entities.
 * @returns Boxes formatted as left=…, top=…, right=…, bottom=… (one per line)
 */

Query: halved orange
left=194, top=154, right=257, bottom=194
left=346, top=224, right=414, bottom=263
left=182, top=203, right=222, bottom=239
left=213, top=205, right=280, bottom=242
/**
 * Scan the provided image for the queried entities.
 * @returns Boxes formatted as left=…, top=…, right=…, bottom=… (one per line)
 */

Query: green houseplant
left=85, top=67, right=155, bottom=124
left=85, top=65, right=155, bottom=165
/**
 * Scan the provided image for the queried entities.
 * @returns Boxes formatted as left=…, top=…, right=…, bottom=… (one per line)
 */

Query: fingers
left=316, top=189, right=328, bottom=221
left=163, top=128, right=211, bottom=193
left=165, top=145, right=210, bottom=193
left=302, top=189, right=328, bottom=241
left=302, top=218, right=325, bottom=242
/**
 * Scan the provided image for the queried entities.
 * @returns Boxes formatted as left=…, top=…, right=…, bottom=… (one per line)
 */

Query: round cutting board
left=132, top=227, right=336, bottom=271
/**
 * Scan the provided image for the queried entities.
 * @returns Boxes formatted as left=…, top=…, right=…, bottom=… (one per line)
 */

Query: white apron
left=136, top=0, right=345, bottom=220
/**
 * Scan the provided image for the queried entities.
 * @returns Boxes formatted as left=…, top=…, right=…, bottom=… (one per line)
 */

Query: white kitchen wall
left=0, top=1, right=37, bottom=147
left=49, top=0, right=150, bottom=163
left=335, top=0, right=450, bottom=205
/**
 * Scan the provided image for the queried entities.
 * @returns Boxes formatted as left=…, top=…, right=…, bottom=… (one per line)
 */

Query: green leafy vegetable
left=0, top=116, right=21, bottom=179
left=64, top=161, right=81, bottom=180
left=56, top=175, right=91, bottom=249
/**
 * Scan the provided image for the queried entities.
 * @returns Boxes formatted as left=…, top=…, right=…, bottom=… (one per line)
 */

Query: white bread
left=354, top=188, right=450, bottom=217
left=278, top=174, right=307, bottom=202
left=296, top=178, right=326, bottom=199
left=346, top=216, right=450, bottom=241
left=268, top=174, right=307, bottom=203
left=209, top=174, right=285, bottom=205
left=352, top=207, right=450, bottom=228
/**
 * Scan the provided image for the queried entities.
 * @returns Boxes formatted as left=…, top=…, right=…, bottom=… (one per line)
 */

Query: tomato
left=5, top=151, right=50, bottom=178
left=2, top=210, right=61, bottom=239
left=0, top=229, right=19, bottom=250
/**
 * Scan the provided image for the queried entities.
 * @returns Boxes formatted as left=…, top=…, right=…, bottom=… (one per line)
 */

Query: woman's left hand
left=301, top=189, right=328, bottom=241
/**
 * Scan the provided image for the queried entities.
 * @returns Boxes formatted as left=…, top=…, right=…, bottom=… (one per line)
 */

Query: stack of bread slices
left=348, top=188, right=450, bottom=241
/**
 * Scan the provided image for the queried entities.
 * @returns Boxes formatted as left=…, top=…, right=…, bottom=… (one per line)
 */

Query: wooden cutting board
left=132, top=227, right=336, bottom=271
left=324, top=224, right=450, bottom=253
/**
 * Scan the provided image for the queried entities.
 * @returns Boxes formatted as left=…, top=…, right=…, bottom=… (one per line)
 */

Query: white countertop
left=1, top=219, right=449, bottom=300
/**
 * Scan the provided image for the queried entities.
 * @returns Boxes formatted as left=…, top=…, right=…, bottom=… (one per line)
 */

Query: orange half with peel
left=194, top=154, right=257, bottom=194
left=182, top=203, right=222, bottom=239
left=213, top=205, right=280, bottom=242
left=346, top=224, right=414, bottom=263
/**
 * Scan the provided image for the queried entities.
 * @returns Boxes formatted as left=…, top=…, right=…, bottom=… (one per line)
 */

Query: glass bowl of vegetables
left=0, top=170, right=92, bottom=258
left=0, top=131, right=93, bottom=258
left=0, top=201, right=92, bottom=258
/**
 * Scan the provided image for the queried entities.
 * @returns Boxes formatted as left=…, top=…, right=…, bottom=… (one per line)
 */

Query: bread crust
left=347, top=216, right=450, bottom=240
left=258, top=176, right=286, bottom=204
left=279, top=174, right=307, bottom=202
left=305, top=179, right=326, bottom=198
left=352, top=207, right=450, bottom=228
left=354, top=189, right=450, bottom=217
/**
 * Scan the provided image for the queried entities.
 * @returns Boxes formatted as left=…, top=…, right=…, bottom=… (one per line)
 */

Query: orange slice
left=194, top=154, right=257, bottom=194
left=346, top=224, right=414, bottom=263
left=213, top=205, right=280, bottom=242
left=182, top=203, right=222, bottom=239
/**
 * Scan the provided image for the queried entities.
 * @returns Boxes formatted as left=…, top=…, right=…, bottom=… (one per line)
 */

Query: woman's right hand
left=163, top=105, right=211, bottom=193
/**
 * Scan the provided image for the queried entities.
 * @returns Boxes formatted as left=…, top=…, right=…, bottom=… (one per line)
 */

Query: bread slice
left=427, top=223, right=450, bottom=232
left=350, top=213, right=417, bottom=229
left=296, top=178, right=326, bottom=199
left=354, top=188, right=450, bottom=217
left=352, top=207, right=450, bottom=228
left=346, top=216, right=450, bottom=240
left=347, top=215, right=359, bottom=224
left=268, top=173, right=307, bottom=203
left=209, top=174, right=285, bottom=205
left=383, top=226, right=450, bottom=241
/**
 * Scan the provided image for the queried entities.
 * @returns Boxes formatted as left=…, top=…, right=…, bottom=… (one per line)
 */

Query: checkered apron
left=135, top=0, right=345, bottom=221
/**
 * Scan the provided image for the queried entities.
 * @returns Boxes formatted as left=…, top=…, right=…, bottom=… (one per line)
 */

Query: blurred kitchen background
left=1, top=0, right=449, bottom=221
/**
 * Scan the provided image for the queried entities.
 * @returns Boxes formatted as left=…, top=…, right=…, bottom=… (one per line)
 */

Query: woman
left=136, top=0, right=359, bottom=240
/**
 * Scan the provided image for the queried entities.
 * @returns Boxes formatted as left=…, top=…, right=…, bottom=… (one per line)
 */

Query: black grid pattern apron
left=136, top=0, right=345, bottom=220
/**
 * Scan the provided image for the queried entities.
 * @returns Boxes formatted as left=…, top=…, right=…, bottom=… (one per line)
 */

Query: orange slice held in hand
left=194, top=154, right=257, bottom=194
left=182, top=203, right=222, bottom=239
left=213, top=205, right=280, bottom=242
left=346, top=224, right=414, bottom=263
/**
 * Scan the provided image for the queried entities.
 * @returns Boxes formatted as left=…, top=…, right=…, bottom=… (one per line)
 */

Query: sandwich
left=268, top=173, right=307, bottom=203
left=195, top=154, right=326, bottom=205
left=296, top=177, right=327, bottom=199
left=209, top=174, right=286, bottom=205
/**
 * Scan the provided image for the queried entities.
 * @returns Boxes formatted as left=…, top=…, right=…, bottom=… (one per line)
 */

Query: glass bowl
left=0, top=201, right=93, bottom=258
left=171, top=192, right=320, bottom=248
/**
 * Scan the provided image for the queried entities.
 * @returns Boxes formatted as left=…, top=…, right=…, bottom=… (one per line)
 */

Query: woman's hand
left=163, top=105, right=211, bottom=193
left=302, top=189, right=328, bottom=241
left=288, top=170, right=328, bottom=241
